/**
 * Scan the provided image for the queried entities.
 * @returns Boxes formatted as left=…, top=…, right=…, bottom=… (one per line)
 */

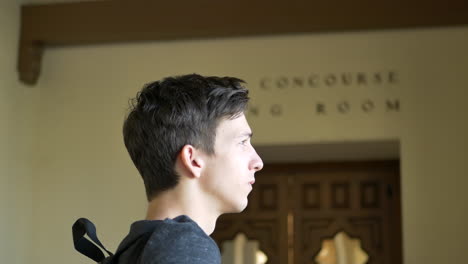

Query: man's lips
left=249, top=180, right=255, bottom=185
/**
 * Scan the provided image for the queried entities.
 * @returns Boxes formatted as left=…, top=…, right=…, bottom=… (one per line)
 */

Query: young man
left=115, top=74, right=263, bottom=263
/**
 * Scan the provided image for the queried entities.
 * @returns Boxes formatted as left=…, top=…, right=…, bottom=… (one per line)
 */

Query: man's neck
left=145, top=188, right=220, bottom=235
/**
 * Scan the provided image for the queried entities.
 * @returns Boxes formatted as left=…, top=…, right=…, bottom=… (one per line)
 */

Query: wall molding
left=18, top=0, right=468, bottom=85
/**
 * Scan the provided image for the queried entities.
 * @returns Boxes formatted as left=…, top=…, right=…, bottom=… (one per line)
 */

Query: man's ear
left=179, top=145, right=205, bottom=178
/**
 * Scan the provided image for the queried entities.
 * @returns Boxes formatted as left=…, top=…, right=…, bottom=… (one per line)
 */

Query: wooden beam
left=18, top=0, right=468, bottom=85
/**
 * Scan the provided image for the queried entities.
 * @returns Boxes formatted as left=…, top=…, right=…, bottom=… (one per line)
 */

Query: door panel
left=292, top=162, right=400, bottom=264
left=213, top=171, right=289, bottom=264
left=212, top=161, right=402, bottom=264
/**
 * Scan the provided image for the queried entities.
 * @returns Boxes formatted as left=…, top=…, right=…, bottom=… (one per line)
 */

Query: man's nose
left=251, top=148, right=264, bottom=172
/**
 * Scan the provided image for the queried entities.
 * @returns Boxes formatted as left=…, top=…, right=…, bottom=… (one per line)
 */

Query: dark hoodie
left=112, top=215, right=221, bottom=264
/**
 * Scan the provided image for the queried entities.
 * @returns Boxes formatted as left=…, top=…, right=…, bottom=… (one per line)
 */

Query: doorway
left=212, top=161, right=402, bottom=264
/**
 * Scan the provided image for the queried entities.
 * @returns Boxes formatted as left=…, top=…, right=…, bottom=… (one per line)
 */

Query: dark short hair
left=123, top=74, right=249, bottom=201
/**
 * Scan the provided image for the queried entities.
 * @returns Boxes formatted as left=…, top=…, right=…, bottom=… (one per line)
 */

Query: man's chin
left=224, top=200, right=248, bottom=214
left=237, top=199, right=249, bottom=212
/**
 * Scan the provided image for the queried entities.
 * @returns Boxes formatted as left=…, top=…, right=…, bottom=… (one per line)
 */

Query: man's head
left=123, top=74, right=262, bottom=203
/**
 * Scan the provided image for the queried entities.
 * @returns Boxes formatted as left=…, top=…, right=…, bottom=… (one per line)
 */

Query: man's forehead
left=217, top=114, right=251, bottom=136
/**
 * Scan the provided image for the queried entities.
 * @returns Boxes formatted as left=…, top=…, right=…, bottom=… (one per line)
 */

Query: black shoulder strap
left=72, top=218, right=114, bottom=263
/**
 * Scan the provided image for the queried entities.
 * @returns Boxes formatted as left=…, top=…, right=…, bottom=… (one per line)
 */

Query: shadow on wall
left=255, top=140, right=399, bottom=163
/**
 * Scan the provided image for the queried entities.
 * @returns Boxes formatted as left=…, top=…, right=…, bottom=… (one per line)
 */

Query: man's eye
left=241, top=139, right=249, bottom=145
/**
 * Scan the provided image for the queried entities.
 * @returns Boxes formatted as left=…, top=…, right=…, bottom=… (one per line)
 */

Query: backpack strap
left=72, top=218, right=114, bottom=262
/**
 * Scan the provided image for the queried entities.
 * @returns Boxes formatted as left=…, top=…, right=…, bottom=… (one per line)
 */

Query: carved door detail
left=212, top=171, right=289, bottom=263
left=212, top=161, right=402, bottom=264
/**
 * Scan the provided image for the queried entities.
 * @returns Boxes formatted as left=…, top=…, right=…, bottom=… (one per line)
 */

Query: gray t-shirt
left=113, top=215, right=221, bottom=264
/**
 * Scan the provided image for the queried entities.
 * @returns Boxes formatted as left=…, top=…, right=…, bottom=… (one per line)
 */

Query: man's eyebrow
left=238, top=132, right=253, bottom=138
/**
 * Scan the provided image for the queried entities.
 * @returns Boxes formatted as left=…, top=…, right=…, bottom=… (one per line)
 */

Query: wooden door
left=290, top=161, right=401, bottom=264
left=212, top=161, right=402, bottom=264
left=212, top=170, right=289, bottom=264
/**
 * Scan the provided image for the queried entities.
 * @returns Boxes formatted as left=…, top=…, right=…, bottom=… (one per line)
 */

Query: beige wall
left=3, top=1, right=468, bottom=262
left=0, top=0, right=39, bottom=263
left=30, top=26, right=468, bottom=264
